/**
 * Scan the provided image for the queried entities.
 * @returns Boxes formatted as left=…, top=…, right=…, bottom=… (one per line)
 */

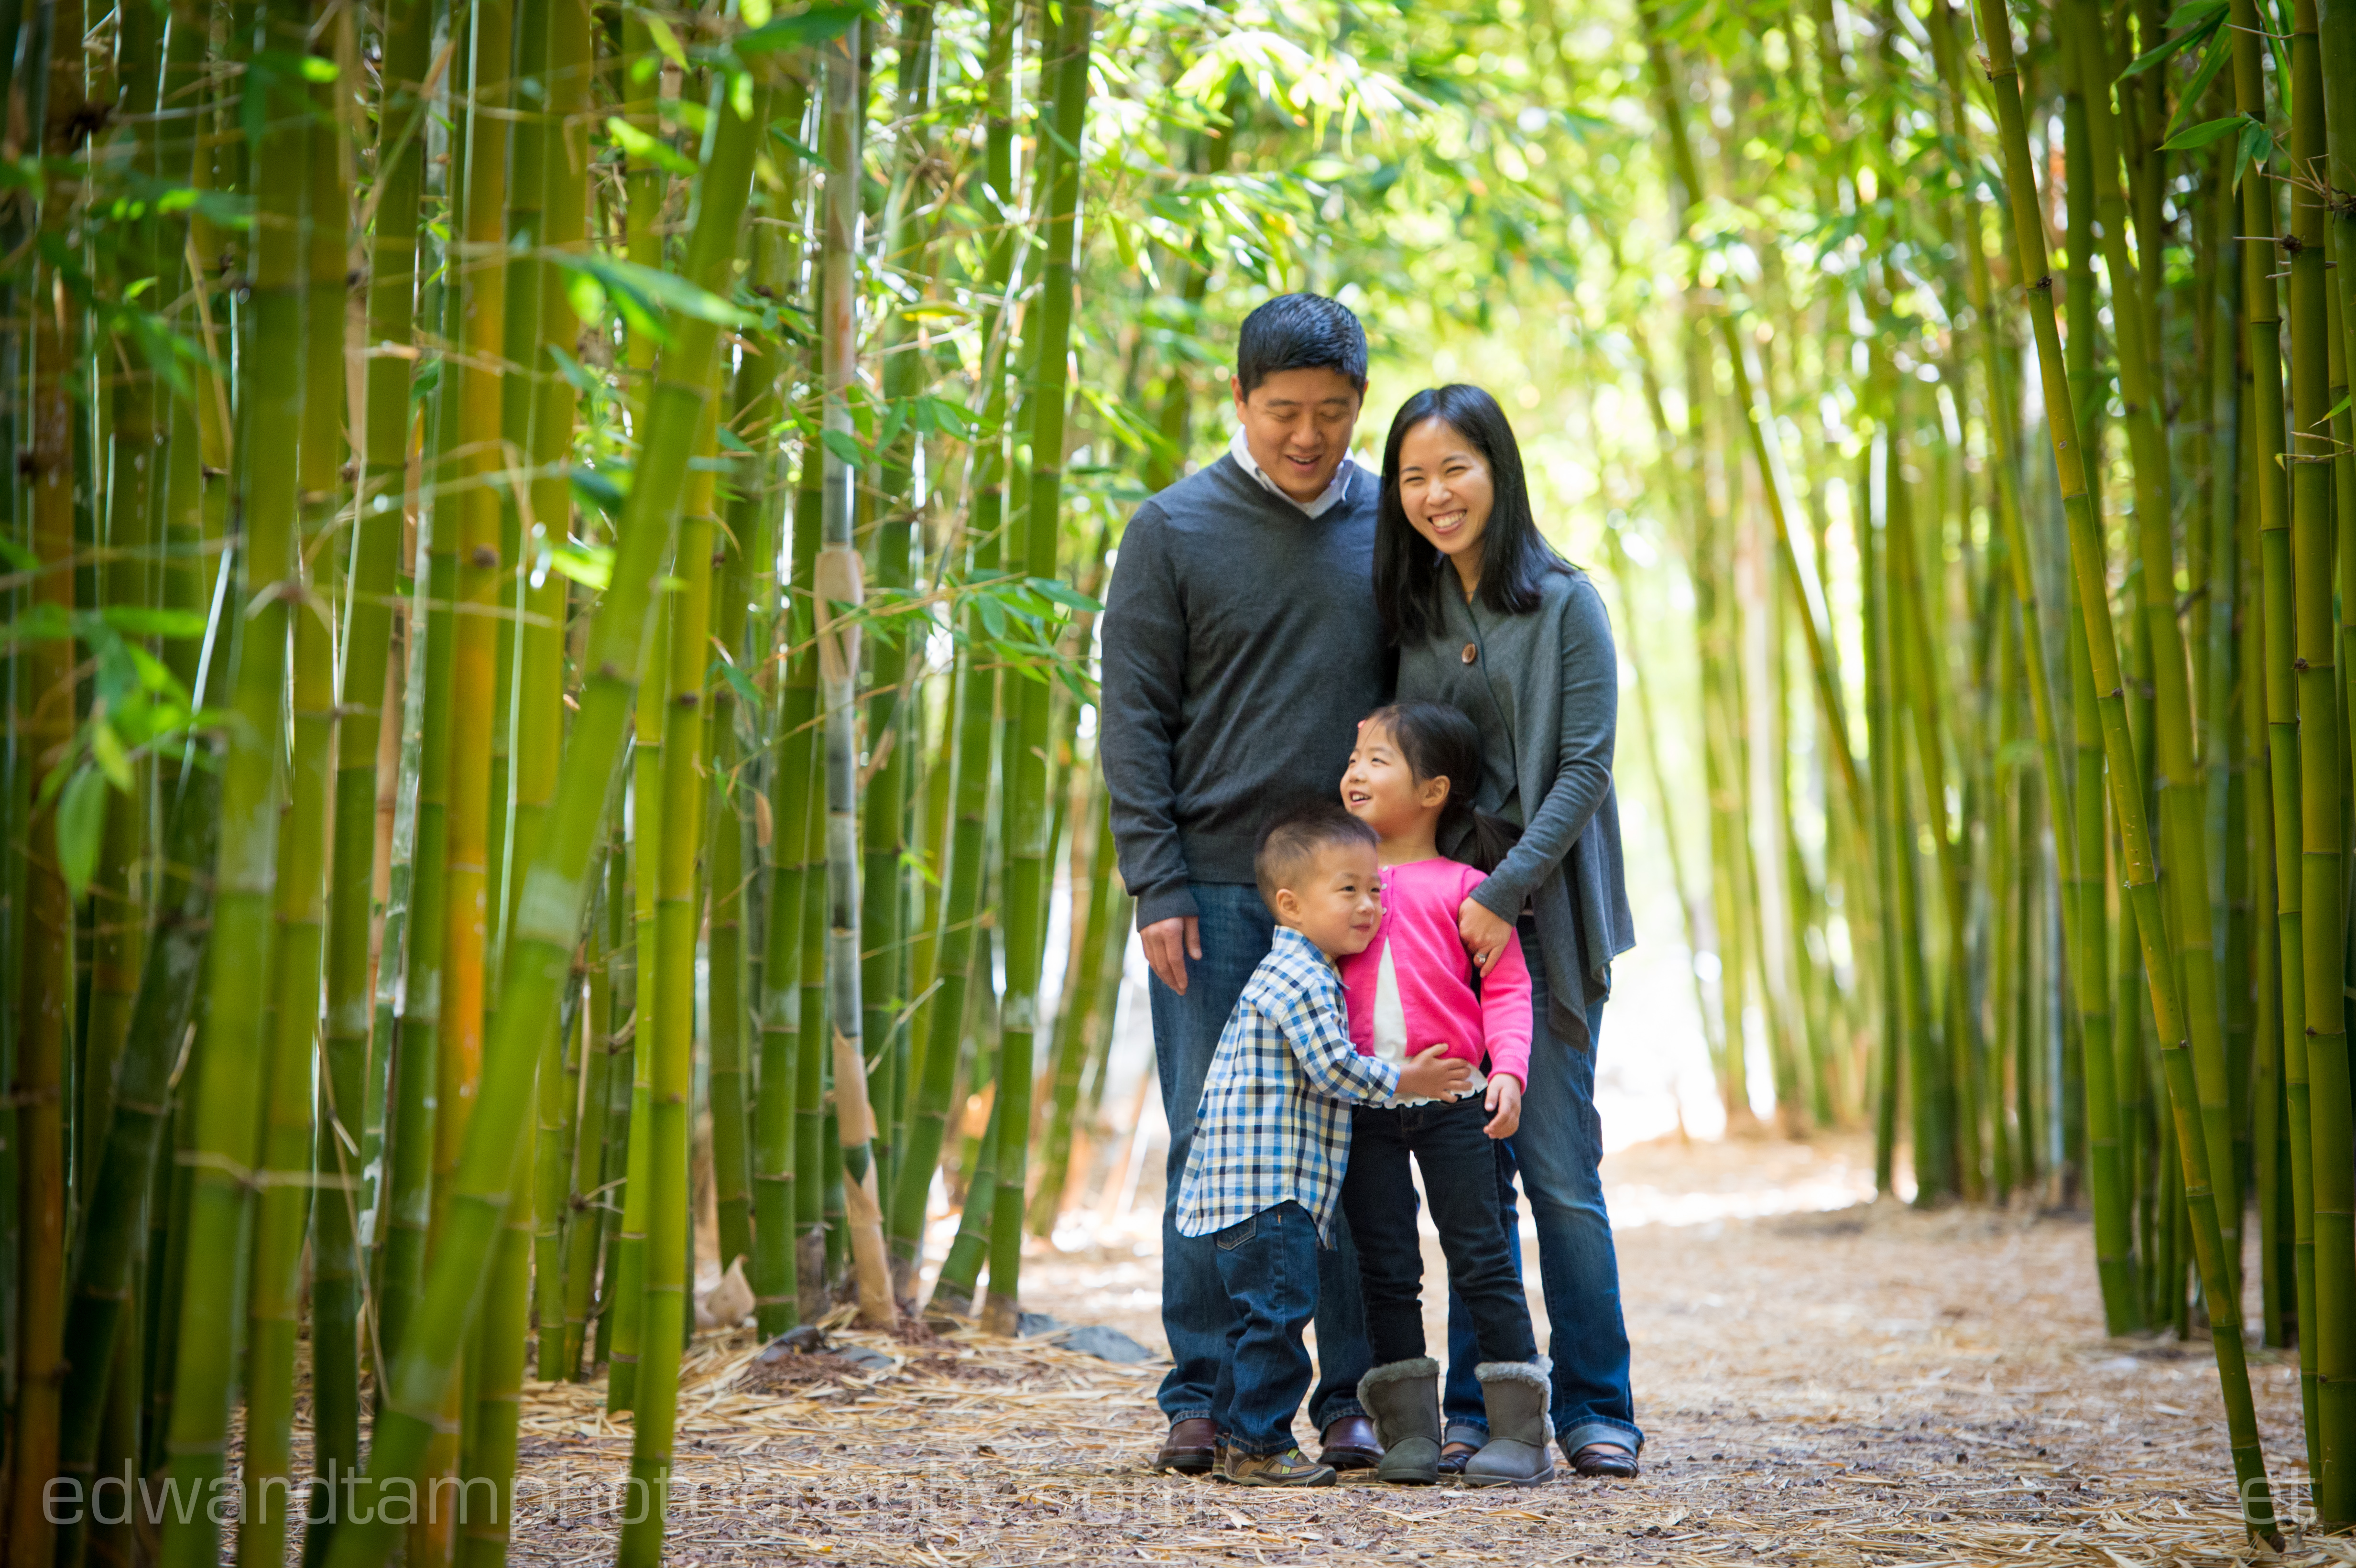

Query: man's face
left=1231, top=366, right=1363, bottom=504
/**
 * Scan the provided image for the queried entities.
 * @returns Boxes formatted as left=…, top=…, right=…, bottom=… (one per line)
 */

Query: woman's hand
left=1483, top=1074, right=1522, bottom=1139
left=1459, top=896, right=1516, bottom=977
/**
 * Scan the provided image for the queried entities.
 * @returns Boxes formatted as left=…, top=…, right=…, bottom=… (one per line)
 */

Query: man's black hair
left=1235, top=293, right=1369, bottom=398
left=1254, top=800, right=1377, bottom=910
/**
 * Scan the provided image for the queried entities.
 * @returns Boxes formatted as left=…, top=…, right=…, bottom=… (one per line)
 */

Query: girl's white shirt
left=1371, top=938, right=1484, bottom=1108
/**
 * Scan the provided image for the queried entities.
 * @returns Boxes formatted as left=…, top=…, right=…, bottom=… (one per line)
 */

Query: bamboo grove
left=0, top=0, right=2353, bottom=1558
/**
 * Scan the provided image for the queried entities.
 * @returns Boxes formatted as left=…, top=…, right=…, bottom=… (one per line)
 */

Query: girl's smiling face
left=1395, top=417, right=1495, bottom=589
left=1342, top=716, right=1451, bottom=840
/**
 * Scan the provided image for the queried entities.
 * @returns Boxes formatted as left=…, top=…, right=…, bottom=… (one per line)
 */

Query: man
left=1099, top=293, right=1395, bottom=1475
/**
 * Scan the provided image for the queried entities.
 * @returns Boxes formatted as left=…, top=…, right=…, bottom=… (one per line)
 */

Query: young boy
left=1172, top=804, right=1474, bottom=1486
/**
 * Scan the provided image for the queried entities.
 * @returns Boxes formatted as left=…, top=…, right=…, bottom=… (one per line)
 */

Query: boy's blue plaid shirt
left=1174, top=926, right=1403, bottom=1242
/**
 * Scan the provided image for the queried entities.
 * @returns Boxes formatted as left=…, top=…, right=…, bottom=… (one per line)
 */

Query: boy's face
left=1230, top=366, right=1363, bottom=504
left=1273, top=840, right=1383, bottom=959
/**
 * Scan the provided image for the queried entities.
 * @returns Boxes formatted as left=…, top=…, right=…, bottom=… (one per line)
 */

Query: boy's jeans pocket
left=1215, top=1214, right=1258, bottom=1252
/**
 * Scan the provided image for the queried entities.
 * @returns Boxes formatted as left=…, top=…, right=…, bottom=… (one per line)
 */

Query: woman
left=1371, top=383, right=1641, bottom=1479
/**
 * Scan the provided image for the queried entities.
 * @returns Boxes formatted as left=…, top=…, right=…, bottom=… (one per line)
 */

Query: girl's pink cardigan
left=1337, top=857, right=1533, bottom=1091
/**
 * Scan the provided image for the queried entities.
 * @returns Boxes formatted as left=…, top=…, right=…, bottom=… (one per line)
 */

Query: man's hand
left=1458, top=897, right=1516, bottom=977
left=1397, top=1044, right=1475, bottom=1101
left=1483, top=1074, right=1523, bottom=1140
left=1141, top=915, right=1201, bottom=995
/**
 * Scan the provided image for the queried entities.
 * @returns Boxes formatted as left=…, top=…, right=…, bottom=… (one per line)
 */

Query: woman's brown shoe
left=1567, top=1441, right=1640, bottom=1480
left=1225, top=1446, right=1337, bottom=1487
left=1318, top=1414, right=1384, bottom=1471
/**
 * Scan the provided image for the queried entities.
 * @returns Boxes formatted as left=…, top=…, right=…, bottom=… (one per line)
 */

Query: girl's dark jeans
left=1341, top=1089, right=1538, bottom=1368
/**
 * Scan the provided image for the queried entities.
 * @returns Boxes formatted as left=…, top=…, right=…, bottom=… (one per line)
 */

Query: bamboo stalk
left=1964, top=0, right=2276, bottom=1529
left=984, top=0, right=1093, bottom=1331
left=155, top=5, right=308, bottom=1557
left=2284, top=0, right=2356, bottom=1521
left=10, top=12, right=87, bottom=1553
left=315, top=33, right=785, bottom=1566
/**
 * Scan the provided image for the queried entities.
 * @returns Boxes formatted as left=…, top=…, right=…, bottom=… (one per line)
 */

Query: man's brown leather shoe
left=1152, top=1417, right=1219, bottom=1475
left=1319, top=1414, right=1384, bottom=1471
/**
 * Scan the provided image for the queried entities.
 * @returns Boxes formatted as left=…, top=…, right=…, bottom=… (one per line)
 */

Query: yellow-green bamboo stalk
left=1965, top=0, right=2276, bottom=1529
left=985, top=0, right=1094, bottom=1329
left=155, top=6, right=308, bottom=1559
left=2283, top=0, right=2356, bottom=1520
left=2057, top=0, right=2241, bottom=1271
left=317, top=30, right=790, bottom=1567
left=616, top=378, right=724, bottom=1568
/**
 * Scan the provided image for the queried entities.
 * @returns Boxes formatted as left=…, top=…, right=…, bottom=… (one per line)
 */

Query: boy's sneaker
left=1224, top=1446, right=1337, bottom=1487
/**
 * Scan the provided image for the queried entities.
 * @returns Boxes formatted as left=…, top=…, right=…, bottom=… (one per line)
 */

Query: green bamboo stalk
left=607, top=595, right=666, bottom=1413
left=752, top=97, right=821, bottom=1326
left=522, top=0, right=593, bottom=1384
left=2283, top=0, right=2356, bottom=1522
left=709, top=351, right=760, bottom=1283
left=154, top=5, right=308, bottom=1557
left=571, top=802, right=631, bottom=1374
left=2057, top=0, right=2241, bottom=1277
left=985, top=0, right=1093, bottom=1332
left=860, top=0, right=940, bottom=1243
left=456, top=1144, right=534, bottom=1568
left=905, top=0, right=1018, bottom=1305
left=239, top=38, right=349, bottom=1567
left=812, top=18, right=896, bottom=1329
left=616, top=370, right=724, bottom=1568
left=1965, top=0, right=2276, bottom=1529
left=316, top=31, right=789, bottom=1566
left=1030, top=780, right=1120, bottom=1233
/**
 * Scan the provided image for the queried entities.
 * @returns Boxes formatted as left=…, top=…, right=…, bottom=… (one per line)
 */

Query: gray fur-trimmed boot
left=1354, top=1357, right=1442, bottom=1484
left=1461, top=1357, right=1556, bottom=1487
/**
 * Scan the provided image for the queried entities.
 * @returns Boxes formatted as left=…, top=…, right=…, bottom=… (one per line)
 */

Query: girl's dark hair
left=1363, top=701, right=1522, bottom=875
left=1374, top=383, right=1569, bottom=646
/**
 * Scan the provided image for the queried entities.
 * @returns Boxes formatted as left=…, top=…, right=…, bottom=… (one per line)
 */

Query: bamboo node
left=472, top=545, right=500, bottom=569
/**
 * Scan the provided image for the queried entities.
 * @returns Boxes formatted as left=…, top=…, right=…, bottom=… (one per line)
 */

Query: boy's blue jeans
left=1443, top=926, right=1643, bottom=1456
left=1149, top=881, right=1370, bottom=1432
left=1207, top=1201, right=1323, bottom=1455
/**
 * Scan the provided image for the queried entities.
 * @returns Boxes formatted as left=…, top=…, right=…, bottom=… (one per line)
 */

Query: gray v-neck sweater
left=1401, top=563, right=1635, bottom=1049
left=1098, top=455, right=1395, bottom=926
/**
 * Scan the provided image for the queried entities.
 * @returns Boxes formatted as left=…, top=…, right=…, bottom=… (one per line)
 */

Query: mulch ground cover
left=501, top=1139, right=2350, bottom=1567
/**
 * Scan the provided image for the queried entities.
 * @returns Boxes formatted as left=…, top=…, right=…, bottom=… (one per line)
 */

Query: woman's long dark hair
left=1363, top=700, right=1522, bottom=875
left=1374, top=383, right=1569, bottom=646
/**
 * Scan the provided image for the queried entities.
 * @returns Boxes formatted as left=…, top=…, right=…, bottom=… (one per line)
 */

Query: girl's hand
left=1459, top=897, right=1516, bottom=976
left=1483, top=1074, right=1522, bottom=1139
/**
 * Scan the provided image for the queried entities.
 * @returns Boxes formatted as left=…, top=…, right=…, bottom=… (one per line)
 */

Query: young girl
left=1336, top=700, right=1554, bottom=1487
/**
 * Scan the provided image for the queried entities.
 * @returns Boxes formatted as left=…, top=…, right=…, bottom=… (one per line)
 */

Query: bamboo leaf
left=548, top=539, right=616, bottom=590
left=736, top=0, right=870, bottom=55
left=98, top=606, right=208, bottom=638
left=2162, top=31, right=2235, bottom=135
left=2117, top=9, right=2221, bottom=77
left=606, top=117, right=699, bottom=176
left=2236, top=116, right=2275, bottom=182
left=820, top=428, right=866, bottom=467
left=56, top=765, right=109, bottom=900
left=89, top=721, right=134, bottom=792
left=2159, top=113, right=2244, bottom=151
left=1024, top=576, right=1102, bottom=613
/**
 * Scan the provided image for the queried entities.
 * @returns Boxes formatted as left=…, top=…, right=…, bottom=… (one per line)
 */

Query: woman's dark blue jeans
left=1442, top=927, right=1641, bottom=1455
left=1208, top=1201, right=1324, bottom=1456
left=1342, top=1090, right=1537, bottom=1368
left=1148, top=882, right=1371, bottom=1432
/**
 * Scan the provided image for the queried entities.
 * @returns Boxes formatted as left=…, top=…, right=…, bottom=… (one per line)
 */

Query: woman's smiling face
left=1395, top=417, right=1494, bottom=587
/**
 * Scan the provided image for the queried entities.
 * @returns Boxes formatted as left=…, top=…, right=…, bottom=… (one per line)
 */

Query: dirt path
left=507, top=1138, right=2346, bottom=1566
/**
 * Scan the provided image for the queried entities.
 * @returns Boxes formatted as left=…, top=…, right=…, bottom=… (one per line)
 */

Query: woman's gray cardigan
left=1399, top=564, right=1635, bottom=1050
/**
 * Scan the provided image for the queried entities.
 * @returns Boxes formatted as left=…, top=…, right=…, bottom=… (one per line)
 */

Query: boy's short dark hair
left=1254, top=801, right=1378, bottom=910
left=1236, top=294, right=1369, bottom=398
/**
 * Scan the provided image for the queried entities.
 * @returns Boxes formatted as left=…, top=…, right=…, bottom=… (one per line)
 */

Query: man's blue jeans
left=1207, top=1202, right=1323, bottom=1455
left=1150, top=882, right=1370, bottom=1431
left=1442, top=926, right=1641, bottom=1455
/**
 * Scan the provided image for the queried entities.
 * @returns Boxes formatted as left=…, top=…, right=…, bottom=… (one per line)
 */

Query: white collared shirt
left=1228, top=424, right=1362, bottom=519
